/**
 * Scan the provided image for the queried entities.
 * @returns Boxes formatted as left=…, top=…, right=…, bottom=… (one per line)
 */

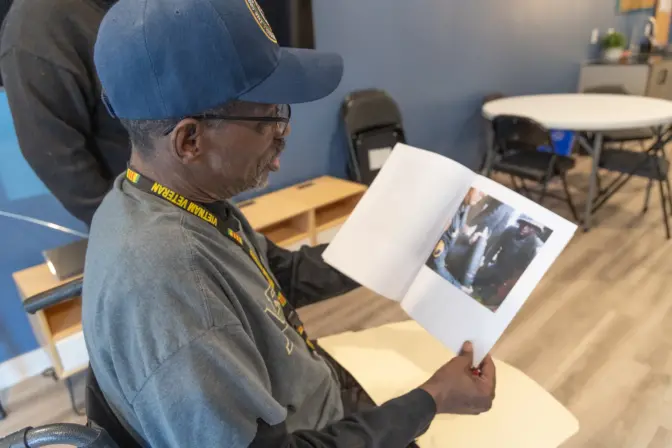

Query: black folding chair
left=579, top=86, right=672, bottom=238
left=592, top=127, right=672, bottom=239
left=342, top=89, right=406, bottom=185
left=480, top=93, right=506, bottom=172
left=485, top=115, right=579, bottom=221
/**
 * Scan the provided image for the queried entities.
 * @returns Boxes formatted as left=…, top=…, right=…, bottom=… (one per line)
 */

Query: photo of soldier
left=426, top=188, right=553, bottom=313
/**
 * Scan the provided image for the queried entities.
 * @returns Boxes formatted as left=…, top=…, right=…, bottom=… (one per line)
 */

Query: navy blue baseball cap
left=95, top=0, right=344, bottom=120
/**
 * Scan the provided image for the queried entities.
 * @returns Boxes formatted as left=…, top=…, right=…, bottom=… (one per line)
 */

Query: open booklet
left=323, top=143, right=577, bottom=365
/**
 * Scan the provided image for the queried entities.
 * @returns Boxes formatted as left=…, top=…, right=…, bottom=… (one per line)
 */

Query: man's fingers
left=459, top=341, right=474, bottom=367
left=480, top=354, right=495, bottom=377
left=480, top=354, right=496, bottom=393
left=459, top=341, right=473, bottom=356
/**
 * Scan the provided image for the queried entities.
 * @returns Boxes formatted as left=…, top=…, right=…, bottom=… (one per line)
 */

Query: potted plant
left=601, top=31, right=627, bottom=62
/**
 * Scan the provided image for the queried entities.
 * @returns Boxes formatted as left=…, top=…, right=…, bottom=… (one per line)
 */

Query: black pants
left=317, top=345, right=421, bottom=448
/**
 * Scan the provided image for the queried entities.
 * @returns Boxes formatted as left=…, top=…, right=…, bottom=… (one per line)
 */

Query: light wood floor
left=2, top=157, right=671, bottom=447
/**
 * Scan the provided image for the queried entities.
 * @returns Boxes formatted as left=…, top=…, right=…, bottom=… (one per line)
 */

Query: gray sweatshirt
left=82, top=174, right=436, bottom=447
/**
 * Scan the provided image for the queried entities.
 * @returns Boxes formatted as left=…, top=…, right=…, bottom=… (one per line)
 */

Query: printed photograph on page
left=425, top=187, right=553, bottom=312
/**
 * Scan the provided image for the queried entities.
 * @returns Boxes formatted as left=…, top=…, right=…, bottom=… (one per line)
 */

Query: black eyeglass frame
left=162, top=104, right=292, bottom=136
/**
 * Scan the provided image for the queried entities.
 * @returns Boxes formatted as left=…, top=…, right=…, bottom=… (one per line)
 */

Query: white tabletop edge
left=482, top=94, right=672, bottom=131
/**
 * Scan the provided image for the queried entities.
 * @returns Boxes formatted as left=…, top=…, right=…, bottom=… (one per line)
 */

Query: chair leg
left=520, top=179, right=532, bottom=197
left=653, top=147, right=672, bottom=238
left=538, top=179, right=550, bottom=205
left=561, top=173, right=580, bottom=222
left=643, top=178, right=654, bottom=213
left=0, top=398, right=6, bottom=420
left=658, top=147, right=672, bottom=214
left=64, top=376, right=86, bottom=416
left=658, top=179, right=671, bottom=239
left=510, top=175, right=521, bottom=194
left=540, top=155, right=560, bottom=207
left=666, top=178, right=672, bottom=215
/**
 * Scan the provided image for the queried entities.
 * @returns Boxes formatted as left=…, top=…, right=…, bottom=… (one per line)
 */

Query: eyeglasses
left=163, top=104, right=291, bottom=136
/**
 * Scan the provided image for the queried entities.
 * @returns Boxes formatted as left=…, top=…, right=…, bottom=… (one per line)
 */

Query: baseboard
left=0, top=348, right=52, bottom=391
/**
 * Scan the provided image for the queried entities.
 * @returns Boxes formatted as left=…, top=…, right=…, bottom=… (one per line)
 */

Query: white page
left=323, top=144, right=475, bottom=300
left=401, top=175, right=577, bottom=365
left=367, top=146, right=392, bottom=170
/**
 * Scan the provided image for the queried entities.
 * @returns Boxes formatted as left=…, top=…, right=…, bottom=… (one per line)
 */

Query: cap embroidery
left=244, top=0, right=277, bottom=44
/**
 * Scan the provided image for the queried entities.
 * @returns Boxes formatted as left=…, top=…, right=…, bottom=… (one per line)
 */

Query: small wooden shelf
left=289, top=176, right=367, bottom=210
left=261, top=223, right=309, bottom=246
left=316, top=194, right=364, bottom=231
left=13, top=264, right=87, bottom=379
left=317, top=215, right=349, bottom=233
left=45, top=297, right=83, bottom=341
left=238, top=194, right=308, bottom=231
left=239, top=176, right=366, bottom=249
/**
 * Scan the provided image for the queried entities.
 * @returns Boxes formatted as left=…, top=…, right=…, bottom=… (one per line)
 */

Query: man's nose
left=281, top=123, right=292, bottom=138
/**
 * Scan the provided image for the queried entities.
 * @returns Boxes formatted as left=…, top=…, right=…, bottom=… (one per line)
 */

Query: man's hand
left=419, top=341, right=496, bottom=415
left=460, top=285, right=473, bottom=295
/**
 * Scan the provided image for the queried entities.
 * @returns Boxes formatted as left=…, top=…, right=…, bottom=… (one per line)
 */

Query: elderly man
left=82, top=0, right=496, bottom=446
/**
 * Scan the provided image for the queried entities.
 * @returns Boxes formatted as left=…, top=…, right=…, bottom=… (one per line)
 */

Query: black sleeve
left=265, top=239, right=359, bottom=308
left=0, top=48, right=111, bottom=226
left=250, top=389, right=436, bottom=448
left=130, top=323, right=435, bottom=448
left=484, top=227, right=511, bottom=264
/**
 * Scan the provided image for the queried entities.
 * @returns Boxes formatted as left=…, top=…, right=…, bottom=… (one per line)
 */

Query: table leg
left=481, top=127, right=496, bottom=176
left=580, top=132, right=603, bottom=232
left=65, top=376, right=86, bottom=416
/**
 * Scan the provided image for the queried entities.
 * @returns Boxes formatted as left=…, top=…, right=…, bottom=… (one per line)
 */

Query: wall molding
left=0, top=348, right=51, bottom=391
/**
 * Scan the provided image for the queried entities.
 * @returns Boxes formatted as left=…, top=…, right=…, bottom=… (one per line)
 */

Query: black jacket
left=0, top=0, right=129, bottom=225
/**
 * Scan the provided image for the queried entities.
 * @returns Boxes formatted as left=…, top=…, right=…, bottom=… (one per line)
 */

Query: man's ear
left=171, top=118, right=204, bottom=163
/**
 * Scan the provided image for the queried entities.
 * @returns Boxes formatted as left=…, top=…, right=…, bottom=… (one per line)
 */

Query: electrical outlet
left=591, top=28, right=599, bottom=44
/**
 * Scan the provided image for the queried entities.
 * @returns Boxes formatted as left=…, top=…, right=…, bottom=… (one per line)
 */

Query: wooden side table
left=13, top=264, right=87, bottom=414
left=240, top=175, right=366, bottom=248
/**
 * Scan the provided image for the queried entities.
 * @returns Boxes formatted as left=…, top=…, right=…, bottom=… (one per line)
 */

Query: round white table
left=482, top=94, right=672, bottom=230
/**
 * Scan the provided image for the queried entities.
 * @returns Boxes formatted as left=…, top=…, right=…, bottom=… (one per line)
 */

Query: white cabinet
left=55, top=331, right=89, bottom=376
left=578, top=60, right=672, bottom=100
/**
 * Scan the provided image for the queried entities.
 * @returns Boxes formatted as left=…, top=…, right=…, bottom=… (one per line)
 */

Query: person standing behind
left=0, top=0, right=129, bottom=226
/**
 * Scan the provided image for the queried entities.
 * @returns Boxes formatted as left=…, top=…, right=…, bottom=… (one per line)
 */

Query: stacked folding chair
left=341, top=89, right=406, bottom=185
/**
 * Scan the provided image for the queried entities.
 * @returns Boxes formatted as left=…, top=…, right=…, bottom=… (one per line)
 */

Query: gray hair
left=119, top=101, right=241, bottom=155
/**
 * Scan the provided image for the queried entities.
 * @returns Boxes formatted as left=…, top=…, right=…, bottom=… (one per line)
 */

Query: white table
left=482, top=94, right=672, bottom=230
left=319, top=321, right=579, bottom=447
